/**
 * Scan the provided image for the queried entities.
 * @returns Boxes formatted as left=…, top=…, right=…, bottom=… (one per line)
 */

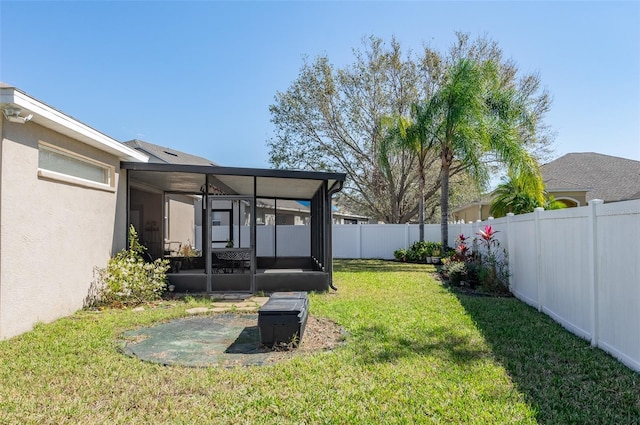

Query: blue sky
left=1, top=1, right=639, bottom=170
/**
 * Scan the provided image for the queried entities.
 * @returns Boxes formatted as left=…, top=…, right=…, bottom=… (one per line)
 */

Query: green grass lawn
left=1, top=260, right=638, bottom=424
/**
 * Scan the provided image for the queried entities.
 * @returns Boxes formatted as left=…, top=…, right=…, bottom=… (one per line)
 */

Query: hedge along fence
left=331, top=199, right=640, bottom=373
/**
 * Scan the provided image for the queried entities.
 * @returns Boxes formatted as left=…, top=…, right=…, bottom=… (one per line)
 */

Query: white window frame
left=37, top=141, right=115, bottom=192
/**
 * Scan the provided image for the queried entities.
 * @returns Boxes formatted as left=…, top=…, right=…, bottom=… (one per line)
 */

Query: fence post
left=472, top=220, right=482, bottom=253
left=588, top=199, right=604, bottom=347
left=357, top=224, right=362, bottom=259
left=405, top=223, right=410, bottom=249
left=534, top=207, right=545, bottom=312
left=506, top=213, right=515, bottom=292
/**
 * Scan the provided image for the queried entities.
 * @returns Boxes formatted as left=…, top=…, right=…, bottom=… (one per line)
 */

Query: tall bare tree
left=268, top=34, right=553, bottom=226
left=269, top=37, right=437, bottom=223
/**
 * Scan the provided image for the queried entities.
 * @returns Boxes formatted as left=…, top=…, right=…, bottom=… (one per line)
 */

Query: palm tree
left=545, top=195, right=567, bottom=210
left=417, top=58, right=542, bottom=247
left=490, top=171, right=567, bottom=217
left=490, top=171, right=544, bottom=217
left=379, top=110, right=437, bottom=241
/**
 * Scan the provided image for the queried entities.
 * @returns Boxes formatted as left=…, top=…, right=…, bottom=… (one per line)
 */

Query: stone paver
left=235, top=306, right=258, bottom=312
left=211, top=301, right=238, bottom=308
left=231, top=302, right=257, bottom=308
left=186, top=307, right=210, bottom=315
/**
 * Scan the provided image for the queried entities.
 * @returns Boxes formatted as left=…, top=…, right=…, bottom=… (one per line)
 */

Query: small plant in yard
left=475, top=225, right=510, bottom=294
left=441, top=226, right=510, bottom=294
left=393, top=241, right=442, bottom=263
left=441, top=259, right=468, bottom=286
left=393, top=248, right=407, bottom=262
left=94, top=225, right=170, bottom=306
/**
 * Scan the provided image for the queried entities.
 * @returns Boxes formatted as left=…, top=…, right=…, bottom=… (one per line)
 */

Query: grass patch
left=0, top=260, right=638, bottom=423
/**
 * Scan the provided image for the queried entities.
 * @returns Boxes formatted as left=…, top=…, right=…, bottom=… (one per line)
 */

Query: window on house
left=38, top=142, right=114, bottom=189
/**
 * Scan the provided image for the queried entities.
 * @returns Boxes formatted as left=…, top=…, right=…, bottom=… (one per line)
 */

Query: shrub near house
left=440, top=226, right=510, bottom=295
left=94, top=226, right=170, bottom=306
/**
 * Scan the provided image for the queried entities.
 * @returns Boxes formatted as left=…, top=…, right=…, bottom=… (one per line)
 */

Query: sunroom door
left=209, top=197, right=253, bottom=291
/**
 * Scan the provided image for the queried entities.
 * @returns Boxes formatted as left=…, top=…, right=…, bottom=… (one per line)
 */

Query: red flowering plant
left=452, top=234, right=472, bottom=262
left=476, top=225, right=499, bottom=251
left=474, top=225, right=510, bottom=294
left=441, top=233, right=474, bottom=286
left=441, top=226, right=511, bottom=295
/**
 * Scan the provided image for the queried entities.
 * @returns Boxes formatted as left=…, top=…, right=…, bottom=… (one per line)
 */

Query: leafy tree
left=269, top=37, right=423, bottom=223
left=268, top=34, right=553, bottom=226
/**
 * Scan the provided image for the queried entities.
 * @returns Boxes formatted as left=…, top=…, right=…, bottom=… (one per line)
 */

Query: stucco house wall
left=453, top=203, right=492, bottom=223
left=548, top=190, right=586, bottom=207
left=0, top=120, right=126, bottom=339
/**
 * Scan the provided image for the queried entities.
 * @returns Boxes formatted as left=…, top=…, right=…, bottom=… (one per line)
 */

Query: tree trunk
left=440, top=162, right=450, bottom=248
left=419, top=172, right=425, bottom=241
left=419, top=197, right=424, bottom=241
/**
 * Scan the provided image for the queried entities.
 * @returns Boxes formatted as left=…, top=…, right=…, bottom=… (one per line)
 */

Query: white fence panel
left=538, top=208, right=592, bottom=339
left=595, top=201, right=640, bottom=371
left=424, top=225, right=442, bottom=244
left=360, top=225, right=410, bottom=259
left=333, top=225, right=361, bottom=258
left=509, top=214, right=540, bottom=307
left=276, top=225, right=310, bottom=257
left=255, top=225, right=310, bottom=257
left=256, top=226, right=275, bottom=256
left=332, top=223, right=448, bottom=259
left=360, top=224, right=408, bottom=259
left=406, top=224, right=442, bottom=246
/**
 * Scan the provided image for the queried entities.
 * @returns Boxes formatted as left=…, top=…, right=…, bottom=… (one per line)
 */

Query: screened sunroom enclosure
left=122, top=162, right=345, bottom=293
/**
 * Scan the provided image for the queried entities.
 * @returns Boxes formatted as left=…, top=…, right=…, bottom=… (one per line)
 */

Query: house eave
left=122, top=162, right=346, bottom=199
left=0, top=86, right=148, bottom=162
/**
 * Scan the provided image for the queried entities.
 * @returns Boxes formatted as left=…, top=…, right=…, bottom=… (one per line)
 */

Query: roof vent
left=163, top=151, right=178, bottom=157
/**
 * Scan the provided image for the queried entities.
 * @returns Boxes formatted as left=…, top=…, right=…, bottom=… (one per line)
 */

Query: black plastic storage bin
left=258, top=292, right=309, bottom=347
left=269, top=291, right=309, bottom=301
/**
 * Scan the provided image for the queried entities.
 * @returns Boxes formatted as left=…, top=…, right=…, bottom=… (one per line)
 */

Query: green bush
left=96, top=225, right=170, bottom=305
left=394, top=248, right=407, bottom=261
left=396, top=241, right=443, bottom=263
left=476, top=249, right=510, bottom=294
left=442, top=260, right=468, bottom=285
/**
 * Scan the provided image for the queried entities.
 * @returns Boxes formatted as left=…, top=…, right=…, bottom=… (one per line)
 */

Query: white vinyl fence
left=194, top=200, right=639, bottom=372
left=331, top=199, right=640, bottom=373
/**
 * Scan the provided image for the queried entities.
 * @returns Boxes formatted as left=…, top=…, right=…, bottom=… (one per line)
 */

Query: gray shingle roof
left=541, top=153, right=640, bottom=202
left=124, top=139, right=218, bottom=166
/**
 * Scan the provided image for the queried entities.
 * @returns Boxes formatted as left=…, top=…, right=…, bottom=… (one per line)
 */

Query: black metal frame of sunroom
left=121, top=162, right=345, bottom=293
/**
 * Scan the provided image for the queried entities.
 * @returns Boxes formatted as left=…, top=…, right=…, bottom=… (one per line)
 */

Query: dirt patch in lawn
left=119, top=313, right=345, bottom=368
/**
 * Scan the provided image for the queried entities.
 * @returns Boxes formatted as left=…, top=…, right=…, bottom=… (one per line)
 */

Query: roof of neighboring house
left=1, top=83, right=147, bottom=162
left=124, top=139, right=218, bottom=166
left=256, top=199, right=311, bottom=213
left=256, top=198, right=369, bottom=220
left=541, top=152, right=640, bottom=202
left=453, top=152, right=640, bottom=214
